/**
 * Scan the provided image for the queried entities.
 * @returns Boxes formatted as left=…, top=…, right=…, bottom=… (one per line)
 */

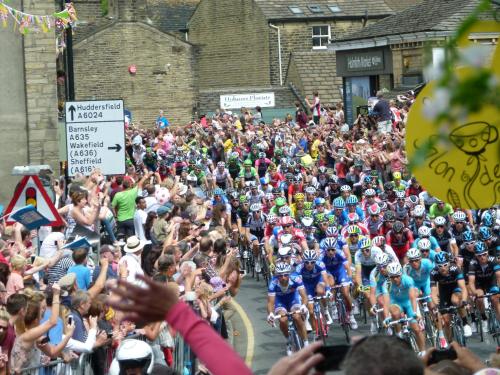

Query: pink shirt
left=6, top=273, right=24, bottom=298
left=166, top=302, right=252, bottom=375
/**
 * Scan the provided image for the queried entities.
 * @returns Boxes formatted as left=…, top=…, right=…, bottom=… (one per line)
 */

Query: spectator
left=67, top=248, right=91, bottom=291
left=119, top=236, right=146, bottom=285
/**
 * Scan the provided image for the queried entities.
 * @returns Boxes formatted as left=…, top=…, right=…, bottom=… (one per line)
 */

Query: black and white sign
left=65, top=100, right=125, bottom=176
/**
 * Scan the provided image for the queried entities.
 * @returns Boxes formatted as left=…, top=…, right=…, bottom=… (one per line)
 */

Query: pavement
left=233, top=275, right=498, bottom=375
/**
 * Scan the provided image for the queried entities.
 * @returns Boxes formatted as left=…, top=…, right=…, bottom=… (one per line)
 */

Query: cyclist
left=380, top=210, right=396, bottom=237
left=320, top=237, right=357, bottom=329
left=428, top=199, right=454, bottom=221
left=412, top=226, right=441, bottom=253
left=267, top=262, right=309, bottom=355
left=417, top=238, right=437, bottom=265
left=364, top=203, right=384, bottom=239
left=450, top=211, right=471, bottom=248
left=255, top=152, right=272, bottom=178
left=409, top=205, right=432, bottom=239
left=239, top=159, right=259, bottom=185
left=301, top=217, right=319, bottom=252
left=478, top=226, right=499, bottom=256
left=468, top=242, right=500, bottom=330
left=430, top=252, right=472, bottom=341
left=372, top=235, right=398, bottom=263
left=332, top=197, right=348, bottom=227
left=431, top=216, right=458, bottom=256
left=212, top=161, right=233, bottom=190
left=457, top=230, right=476, bottom=275
left=343, top=195, right=365, bottom=222
left=296, top=249, right=332, bottom=331
left=404, top=248, right=435, bottom=311
left=270, top=196, right=287, bottom=216
left=368, top=253, right=392, bottom=333
left=384, top=262, right=426, bottom=355
left=343, top=225, right=365, bottom=261
left=246, top=203, right=267, bottom=270
left=288, top=175, right=304, bottom=206
left=386, top=221, right=414, bottom=263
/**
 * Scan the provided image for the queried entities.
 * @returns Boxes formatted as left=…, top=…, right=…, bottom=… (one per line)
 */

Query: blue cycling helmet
left=325, top=226, right=338, bottom=237
left=275, top=262, right=292, bottom=275
left=272, top=226, right=281, bottom=238
left=462, top=231, right=474, bottom=242
left=314, top=197, right=326, bottom=206
left=479, top=226, right=492, bottom=241
left=346, top=195, right=359, bottom=205
left=482, top=212, right=494, bottom=227
left=323, top=237, right=338, bottom=249
left=474, top=241, right=488, bottom=255
left=333, top=197, right=345, bottom=209
left=260, top=177, right=269, bottom=185
left=303, top=249, right=318, bottom=262
left=358, top=237, right=372, bottom=249
left=214, top=188, right=224, bottom=196
left=435, top=252, right=448, bottom=265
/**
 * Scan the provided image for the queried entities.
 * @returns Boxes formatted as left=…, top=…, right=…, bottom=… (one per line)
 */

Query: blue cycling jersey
left=295, top=261, right=326, bottom=286
left=319, top=251, right=347, bottom=274
left=404, top=258, right=433, bottom=286
left=386, top=274, right=416, bottom=303
left=341, top=207, right=365, bottom=222
left=268, top=273, right=304, bottom=304
left=369, top=267, right=388, bottom=295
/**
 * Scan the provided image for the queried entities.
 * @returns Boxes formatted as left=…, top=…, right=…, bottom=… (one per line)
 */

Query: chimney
left=117, top=0, right=146, bottom=21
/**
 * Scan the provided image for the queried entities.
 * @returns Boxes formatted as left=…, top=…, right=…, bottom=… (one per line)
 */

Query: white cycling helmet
left=387, top=262, right=403, bottom=277
left=452, top=211, right=467, bottom=222
left=301, top=217, right=314, bottom=227
left=109, top=339, right=154, bottom=375
left=250, top=203, right=262, bottom=212
left=275, top=262, right=292, bottom=274
left=418, top=226, right=431, bottom=238
left=372, top=236, right=386, bottom=247
left=278, top=247, right=292, bottom=257
left=407, top=248, right=421, bottom=260
left=417, top=238, right=431, bottom=250
left=413, top=205, right=426, bottom=217
left=340, top=185, right=352, bottom=192
left=374, top=252, right=390, bottom=266
left=280, top=234, right=293, bottom=245
left=434, top=216, right=446, bottom=226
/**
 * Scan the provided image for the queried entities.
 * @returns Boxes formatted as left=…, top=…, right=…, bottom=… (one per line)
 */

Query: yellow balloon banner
left=406, top=21, right=500, bottom=210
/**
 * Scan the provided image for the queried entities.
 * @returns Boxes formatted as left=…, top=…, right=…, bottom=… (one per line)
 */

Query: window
left=328, top=5, right=342, bottom=13
left=308, top=5, right=323, bottom=13
left=288, top=6, right=303, bottom=14
left=312, top=25, right=330, bottom=49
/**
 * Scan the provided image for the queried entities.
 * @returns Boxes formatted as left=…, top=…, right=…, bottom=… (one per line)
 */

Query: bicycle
left=311, top=295, right=330, bottom=344
left=256, top=241, right=271, bottom=285
left=272, top=311, right=304, bottom=355
left=386, top=317, right=420, bottom=353
left=238, top=237, right=254, bottom=277
left=438, top=305, right=467, bottom=347
left=330, top=284, right=351, bottom=343
left=355, top=285, right=370, bottom=325
left=417, top=296, right=437, bottom=347
left=370, top=303, right=385, bottom=334
left=475, top=292, right=500, bottom=346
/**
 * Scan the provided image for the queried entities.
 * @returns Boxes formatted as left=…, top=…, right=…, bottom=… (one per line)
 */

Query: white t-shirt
left=134, top=209, right=148, bottom=241
left=39, top=231, right=65, bottom=258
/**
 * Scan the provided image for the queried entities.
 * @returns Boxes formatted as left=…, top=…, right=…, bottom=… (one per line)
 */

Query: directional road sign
left=65, top=99, right=125, bottom=176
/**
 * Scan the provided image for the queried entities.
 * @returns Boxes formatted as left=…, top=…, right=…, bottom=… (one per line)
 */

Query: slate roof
left=287, top=50, right=343, bottom=105
left=147, top=0, right=199, bottom=32
left=337, top=0, right=495, bottom=42
left=383, top=0, right=424, bottom=12
left=253, top=0, right=394, bottom=21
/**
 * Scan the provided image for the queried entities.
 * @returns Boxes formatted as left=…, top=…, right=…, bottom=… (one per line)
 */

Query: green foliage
left=100, top=0, right=109, bottom=16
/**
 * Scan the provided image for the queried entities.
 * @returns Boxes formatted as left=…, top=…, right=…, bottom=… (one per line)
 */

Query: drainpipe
left=269, top=23, right=282, bottom=86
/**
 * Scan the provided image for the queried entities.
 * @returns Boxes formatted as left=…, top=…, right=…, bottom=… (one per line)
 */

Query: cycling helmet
left=479, top=226, right=493, bottom=241
left=347, top=212, right=360, bottom=223
left=329, top=175, right=339, bottom=184
left=318, top=166, right=327, bottom=174
left=364, top=176, right=372, bottom=184
left=387, top=262, right=402, bottom=277
left=358, top=237, right=372, bottom=249
left=413, top=205, right=426, bottom=217
left=395, top=191, right=405, bottom=199
left=392, top=221, right=404, bottom=233
left=364, top=188, right=376, bottom=197
left=275, top=197, right=286, bottom=207
left=267, top=213, right=277, bottom=224
left=217, top=161, right=225, bottom=167
left=333, top=197, right=345, bottom=209
left=328, top=215, right=336, bottom=225
left=314, top=197, right=326, bottom=207
left=303, top=249, right=318, bottom=262
left=303, top=201, right=313, bottom=210
left=452, top=211, right=467, bottom=223
left=384, top=210, right=396, bottom=222
left=109, top=339, right=154, bottom=375
left=303, top=209, right=314, bottom=217
left=250, top=203, right=262, bottom=212
left=372, top=236, right=386, bottom=247
left=435, top=252, right=448, bottom=265
left=305, top=186, right=317, bottom=195
left=346, top=225, right=361, bottom=235
left=279, top=206, right=291, bottom=216
left=384, top=182, right=394, bottom=191
left=474, top=241, right=488, bottom=255
left=462, top=230, right=474, bottom=242
left=214, top=188, right=224, bottom=196
left=275, top=262, right=292, bottom=274
left=393, top=172, right=402, bottom=180
left=346, top=195, right=359, bottom=205
left=260, top=177, right=269, bottom=185
left=265, top=193, right=274, bottom=201
left=280, top=234, right=293, bottom=245
left=258, top=152, right=266, bottom=159
left=272, top=187, right=281, bottom=195
left=239, top=195, right=248, bottom=203
left=285, top=173, right=294, bottom=181
left=230, top=191, right=240, bottom=200
left=340, top=185, right=352, bottom=192
left=294, top=175, right=303, bottom=183
left=315, top=213, right=327, bottom=223
left=243, top=159, right=252, bottom=166
left=417, top=238, right=431, bottom=250
left=379, top=192, right=388, bottom=202
left=408, top=195, right=419, bottom=206
left=325, top=226, right=338, bottom=237
left=418, top=226, right=431, bottom=237
left=375, top=252, right=390, bottom=267
left=407, top=248, right=421, bottom=260
left=379, top=202, right=388, bottom=211
left=434, top=216, right=446, bottom=226
left=301, top=216, right=314, bottom=228
left=368, top=203, right=380, bottom=215
left=323, top=237, right=338, bottom=249
left=294, top=193, right=305, bottom=201
left=280, top=216, right=294, bottom=226
left=481, top=211, right=494, bottom=227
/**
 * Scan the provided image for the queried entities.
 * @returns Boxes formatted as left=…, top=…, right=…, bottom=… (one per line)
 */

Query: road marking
left=233, top=299, right=255, bottom=368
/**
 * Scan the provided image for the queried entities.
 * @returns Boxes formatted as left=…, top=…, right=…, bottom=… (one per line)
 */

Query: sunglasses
left=436, top=225, right=445, bottom=228
left=409, top=259, right=421, bottom=263
left=362, top=248, right=370, bottom=252
left=371, top=214, right=379, bottom=217
left=389, top=275, right=400, bottom=279
left=283, top=224, right=292, bottom=228
left=464, top=242, right=474, bottom=246
left=420, top=249, right=430, bottom=253
left=477, top=253, right=488, bottom=258
left=304, top=261, right=316, bottom=265
left=278, top=274, right=290, bottom=278
left=437, top=263, right=449, bottom=268
left=349, top=234, right=359, bottom=237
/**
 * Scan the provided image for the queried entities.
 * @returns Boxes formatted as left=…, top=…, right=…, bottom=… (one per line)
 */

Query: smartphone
left=428, top=348, right=457, bottom=365
left=40, top=336, right=50, bottom=345
left=67, top=316, right=73, bottom=325
left=315, top=345, right=351, bottom=372
left=30, top=255, right=36, bottom=264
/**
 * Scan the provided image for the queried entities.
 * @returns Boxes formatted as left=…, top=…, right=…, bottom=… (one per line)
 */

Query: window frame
left=328, top=5, right=342, bottom=13
left=308, top=5, right=323, bottom=13
left=288, top=5, right=303, bottom=15
left=312, top=25, right=331, bottom=49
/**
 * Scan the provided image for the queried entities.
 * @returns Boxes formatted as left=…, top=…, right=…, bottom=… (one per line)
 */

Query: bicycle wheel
left=424, top=313, right=437, bottom=347
left=476, top=309, right=484, bottom=343
left=337, top=299, right=350, bottom=343
left=452, top=318, right=467, bottom=347
left=261, top=257, right=269, bottom=285
left=315, top=310, right=328, bottom=344
left=290, top=328, right=303, bottom=353
left=488, top=309, right=500, bottom=346
left=255, top=255, right=260, bottom=282
left=406, top=332, right=420, bottom=353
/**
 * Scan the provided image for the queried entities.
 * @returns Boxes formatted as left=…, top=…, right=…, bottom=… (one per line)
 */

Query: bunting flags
left=0, top=1, right=77, bottom=35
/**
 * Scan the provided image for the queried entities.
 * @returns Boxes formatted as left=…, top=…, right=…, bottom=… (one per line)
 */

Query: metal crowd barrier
left=172, top=334, right=197, bottom=375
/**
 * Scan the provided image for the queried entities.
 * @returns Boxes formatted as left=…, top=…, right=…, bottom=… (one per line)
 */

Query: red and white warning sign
left=4, top=176, right=63, bottom=226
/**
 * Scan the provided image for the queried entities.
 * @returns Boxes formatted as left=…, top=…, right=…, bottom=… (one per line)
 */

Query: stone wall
left=391, top=43, right=425, bottom=87
left=188, top=0, right=271, bottom=90
left=73, top=22, right=196, bottom=126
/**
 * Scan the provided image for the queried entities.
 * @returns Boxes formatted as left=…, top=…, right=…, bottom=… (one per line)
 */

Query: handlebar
left=386, top=317, right=413, bottom=327
left=416, top=296, right=432, bottom=302
left=474, top=292, right=500, bottom=299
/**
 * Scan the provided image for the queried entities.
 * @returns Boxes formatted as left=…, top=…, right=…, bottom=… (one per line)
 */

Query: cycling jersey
left=295, top=261, right=327, bottom=297
left=320, top=251, right=350, bottom=284
left=468, top=256, right=500, bottom=291
left=386, top=229, right=414, bottom=260
left=342, top=207, right=365, bottom=222
left=431, top=229, right=455, bottom=252
left=430, top=265, right=464, bottom=308
left=404, top=258, right=433, bottom=298
left=213, top=168, right=230, bottom=188
left=255, top=158, right=272, bottom=178
left=369, top=268, right=388, bottom=296
left=458, top=246, right=476, bottom=276
left=247, top=213, right=267, bottom=240
left=239, top=167, right=257, bottom=181
left=363, top=217, right=383, bottom=239
left=268, top=274, right=304, bottom=312
left=354, top=247, right=382, bottom=285
left=450, top=225, right=470, bottom=248
left=386, top=274, right=417, bottom=318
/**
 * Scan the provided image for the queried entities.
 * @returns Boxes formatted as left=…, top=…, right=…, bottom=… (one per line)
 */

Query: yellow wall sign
left=406, top=23, right=499, bottom=210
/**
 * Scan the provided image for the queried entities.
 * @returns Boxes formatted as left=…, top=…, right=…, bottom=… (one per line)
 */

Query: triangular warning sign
left=4, top=176, right=63, bottom=226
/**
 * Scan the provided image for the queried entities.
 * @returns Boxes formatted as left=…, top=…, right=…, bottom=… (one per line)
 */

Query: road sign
left=4, top=175, right=63, bottom=226
left=65, top=99, right=125, bottom=176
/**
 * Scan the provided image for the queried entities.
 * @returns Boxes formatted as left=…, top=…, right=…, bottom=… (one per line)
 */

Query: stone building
left=0, top=0, right=59, bottom=203
left=72, top=0, right=197, bottom=126
left=188, top=0, right=395, bottom=115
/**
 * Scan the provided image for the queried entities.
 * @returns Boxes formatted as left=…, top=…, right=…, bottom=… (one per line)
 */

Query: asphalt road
left=233, top=275, right=497, bottom=375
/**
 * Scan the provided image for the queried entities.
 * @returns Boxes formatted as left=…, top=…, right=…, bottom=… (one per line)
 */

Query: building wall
left=391, top=43, right=425, bottom=87
left=188, top=0, right=271, bottom=89
left=73, top=22, right=196, bottom=126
